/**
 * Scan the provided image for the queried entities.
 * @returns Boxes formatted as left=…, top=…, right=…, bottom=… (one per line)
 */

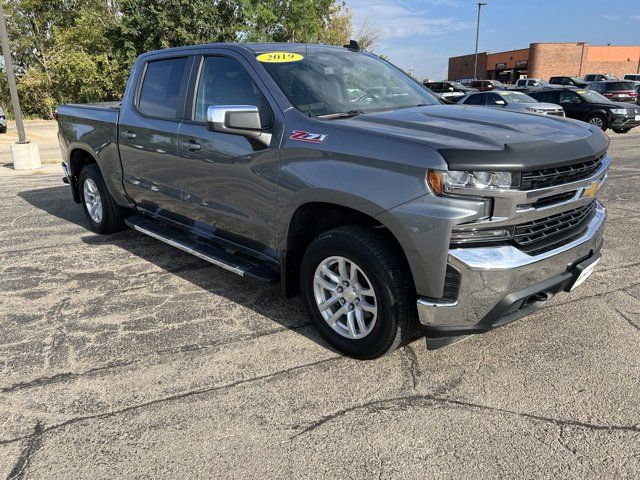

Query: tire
left=78, top=163, right=127, bottom=234
left=612, top=128, right=631, bottom=134
left=300, top=225, right=418, bottom=359
left=586, top=113, right=608, bottom=131
left=0, top=127, right=6, bottom=134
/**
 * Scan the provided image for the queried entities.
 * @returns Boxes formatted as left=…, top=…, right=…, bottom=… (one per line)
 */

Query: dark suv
left=587, top=81, right=638, bottom=104
left=529, top=87, right=640, bottom=133
left=549, top=76, right=589, bottom=88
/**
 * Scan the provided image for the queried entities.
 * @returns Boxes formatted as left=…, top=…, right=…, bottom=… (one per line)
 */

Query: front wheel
left=586, top=113, right=608, bottom=131
left=300, top=226, right=417, bottom=359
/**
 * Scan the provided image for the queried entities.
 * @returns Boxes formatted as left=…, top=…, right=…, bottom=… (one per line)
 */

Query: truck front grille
left=513, top=201, right=596, bottom=254
left=520, top=155, right=604, bottom=190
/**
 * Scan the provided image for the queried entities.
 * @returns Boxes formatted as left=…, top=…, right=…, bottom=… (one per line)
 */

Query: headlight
left=610, top=108, right=628, bottom=115
left=525, top=107, right=542, bottom=113
left=427, top=170, right=514, bottom=194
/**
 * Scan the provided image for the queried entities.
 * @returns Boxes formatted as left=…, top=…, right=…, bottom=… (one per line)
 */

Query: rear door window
left=138, top=57, right=190, bottom=119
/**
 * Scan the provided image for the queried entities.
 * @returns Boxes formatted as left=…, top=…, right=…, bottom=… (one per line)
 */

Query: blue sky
left=347, top=0, right=640, bottom=80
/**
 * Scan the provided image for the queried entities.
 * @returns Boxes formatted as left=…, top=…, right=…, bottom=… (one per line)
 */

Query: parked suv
left=549, top=76, right=589, bottom=88
left=470, top=79, right=505, bottom=91
left=530, top=87, right=640, bottom=133
left=460, top=90, right=565, bottom=116
left=588, top=81, right=638, bottom=104
left=423, top=81, right=475, bottom=102
left=56, top=43, right=609, bottom=358
left=583, top=74, right=617, bottom=82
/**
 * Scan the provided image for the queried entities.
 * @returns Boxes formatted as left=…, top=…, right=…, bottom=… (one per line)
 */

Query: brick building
left=448, top=42, right=640, bottom=83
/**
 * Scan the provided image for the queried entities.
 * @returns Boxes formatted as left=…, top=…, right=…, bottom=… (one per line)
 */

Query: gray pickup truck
left=57, top=42, right=609, bottom=359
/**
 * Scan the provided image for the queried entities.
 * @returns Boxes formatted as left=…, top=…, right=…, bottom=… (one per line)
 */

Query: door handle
left=122, top=130, right=136, bottom=141
left=179, top=139, right=202, bottom=152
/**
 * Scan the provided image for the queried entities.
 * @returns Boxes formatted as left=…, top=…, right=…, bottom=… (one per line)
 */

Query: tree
left=354, top=19, right=382, bottom=51
left=317, top=1, right=352, bottom=46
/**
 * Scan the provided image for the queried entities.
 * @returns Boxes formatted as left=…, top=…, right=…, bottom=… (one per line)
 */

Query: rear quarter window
left=138, top=57, right=189, bottom=119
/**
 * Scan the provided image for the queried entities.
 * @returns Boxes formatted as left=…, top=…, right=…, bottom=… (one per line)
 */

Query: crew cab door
left=118, top=55, right=195, bottom=214
left=173, top=51, right=283, bottom=252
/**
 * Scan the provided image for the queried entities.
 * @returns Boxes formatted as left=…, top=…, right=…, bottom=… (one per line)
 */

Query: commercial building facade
left=449, top=42, right=640, bottom=83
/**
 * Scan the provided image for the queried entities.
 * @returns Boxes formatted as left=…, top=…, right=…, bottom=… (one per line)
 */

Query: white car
left=0, top=107, right=6, bottom=134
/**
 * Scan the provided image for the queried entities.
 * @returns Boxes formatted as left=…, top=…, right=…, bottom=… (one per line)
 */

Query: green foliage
left=2, top=0, right=354, bottom=119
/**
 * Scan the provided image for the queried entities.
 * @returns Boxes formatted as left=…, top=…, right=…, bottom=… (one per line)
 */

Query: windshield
left=499, top=91, right=537, bottom=104
left=576, top=90, right=613, bottom=103
left=254, top=46, right=439, bottom=117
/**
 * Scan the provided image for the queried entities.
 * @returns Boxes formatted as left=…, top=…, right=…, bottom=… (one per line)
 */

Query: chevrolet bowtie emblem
left=582, top=181, right=599, bottom=198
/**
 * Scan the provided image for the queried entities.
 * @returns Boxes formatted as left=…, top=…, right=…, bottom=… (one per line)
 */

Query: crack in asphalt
left=401, top=345, right=420, bottom=390
left=0, top=322, right=313, bottom=394
left=6, top=422, right=44, bottom=480
left=611, top=305, right=640, bottom=333
left=0, top=356, right=342, bottom=447
left=291, top=394, right=640, bottom=439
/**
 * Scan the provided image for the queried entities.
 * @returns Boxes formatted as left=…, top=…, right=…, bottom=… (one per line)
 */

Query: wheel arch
left=280, top=201, right=413, bottom=298
left=67, top=147, right=99, bottom=203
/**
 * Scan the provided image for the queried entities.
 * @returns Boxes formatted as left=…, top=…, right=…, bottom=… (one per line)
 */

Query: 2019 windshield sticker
left=290, top=130, right=327, bottom=143
left=256, top=52, right=304, bottom=63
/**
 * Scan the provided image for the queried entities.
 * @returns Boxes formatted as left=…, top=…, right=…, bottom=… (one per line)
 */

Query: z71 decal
left=289, top=130, right=327, bottom=143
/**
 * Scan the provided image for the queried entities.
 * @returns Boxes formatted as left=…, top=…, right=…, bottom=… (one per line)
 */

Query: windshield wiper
left=316, top=110, right=366, bottom=119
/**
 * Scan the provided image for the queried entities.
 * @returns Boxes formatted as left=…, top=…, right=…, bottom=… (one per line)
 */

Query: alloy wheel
left=313, top=256, right=378, bottom=339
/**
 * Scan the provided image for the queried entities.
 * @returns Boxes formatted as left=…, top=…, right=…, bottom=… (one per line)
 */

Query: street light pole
left=0, top=0, right=27, bottom=144
left=473, top=2, right=487, bottom=81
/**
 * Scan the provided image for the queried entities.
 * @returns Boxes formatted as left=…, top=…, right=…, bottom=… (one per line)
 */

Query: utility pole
left=473, top=2, right=487, bottom=81
left=0, top=1, right=39, bottom=170
left=0, top=0, right=26, bottom=143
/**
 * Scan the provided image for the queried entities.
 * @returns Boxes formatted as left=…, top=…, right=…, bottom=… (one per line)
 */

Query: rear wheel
left=586, top=113, right=608, bottom=131
left=78, top=164, right=127, bottom=234
left=300, top=226, right=417, bottom=359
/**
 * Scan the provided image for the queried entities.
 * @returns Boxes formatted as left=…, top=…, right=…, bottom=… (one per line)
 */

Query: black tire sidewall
left=78, top=165, right=110, bottom=233
left=300, top=229, right=405, bottom=359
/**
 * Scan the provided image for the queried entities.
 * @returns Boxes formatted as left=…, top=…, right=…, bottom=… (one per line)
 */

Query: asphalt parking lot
left=1, top=126, right=639, bottom=479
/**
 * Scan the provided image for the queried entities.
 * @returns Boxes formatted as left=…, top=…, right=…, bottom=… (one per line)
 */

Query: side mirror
left=495, top=99, right=506, bottom=106
left=207, top=105, right=271, bottom=147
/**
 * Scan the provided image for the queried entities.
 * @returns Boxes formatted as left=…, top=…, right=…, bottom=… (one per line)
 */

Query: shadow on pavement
left=19, top=185, right=330, bottom=351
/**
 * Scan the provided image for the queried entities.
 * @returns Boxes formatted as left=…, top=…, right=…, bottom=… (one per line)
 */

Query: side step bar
left=125, top=215, right=279, bottom=283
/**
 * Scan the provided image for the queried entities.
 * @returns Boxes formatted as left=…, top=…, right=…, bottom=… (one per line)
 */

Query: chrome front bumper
left=417, top=202, right=605, bottom=331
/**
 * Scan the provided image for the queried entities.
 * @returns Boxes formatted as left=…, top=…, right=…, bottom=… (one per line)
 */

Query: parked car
left=549, top=76, right=589, bottom=87
left=587, top=81, right=638, bottom=104
left=514, top=78, right=560, bottom=91
left=423, top=81, right=475, bottom=102
left=470, top=79, right=505, bottom=91
left=0, top=107, right=6, bottom=134
left=583, top=74, right=617, bottom=82
left=529, top=87, right=640, bottom=133
left=56, top=42, right=609, bottom=358
left=459, top=90, right=565, bottom=116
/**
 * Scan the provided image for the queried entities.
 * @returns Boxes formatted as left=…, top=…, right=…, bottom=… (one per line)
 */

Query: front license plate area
left=570, top=256, right=601, bottom=291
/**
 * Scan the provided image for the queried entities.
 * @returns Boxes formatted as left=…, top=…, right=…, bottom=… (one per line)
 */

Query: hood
left=338, top=105, right=609, bottom=171
left=527, top=102, right=564, bottom=111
